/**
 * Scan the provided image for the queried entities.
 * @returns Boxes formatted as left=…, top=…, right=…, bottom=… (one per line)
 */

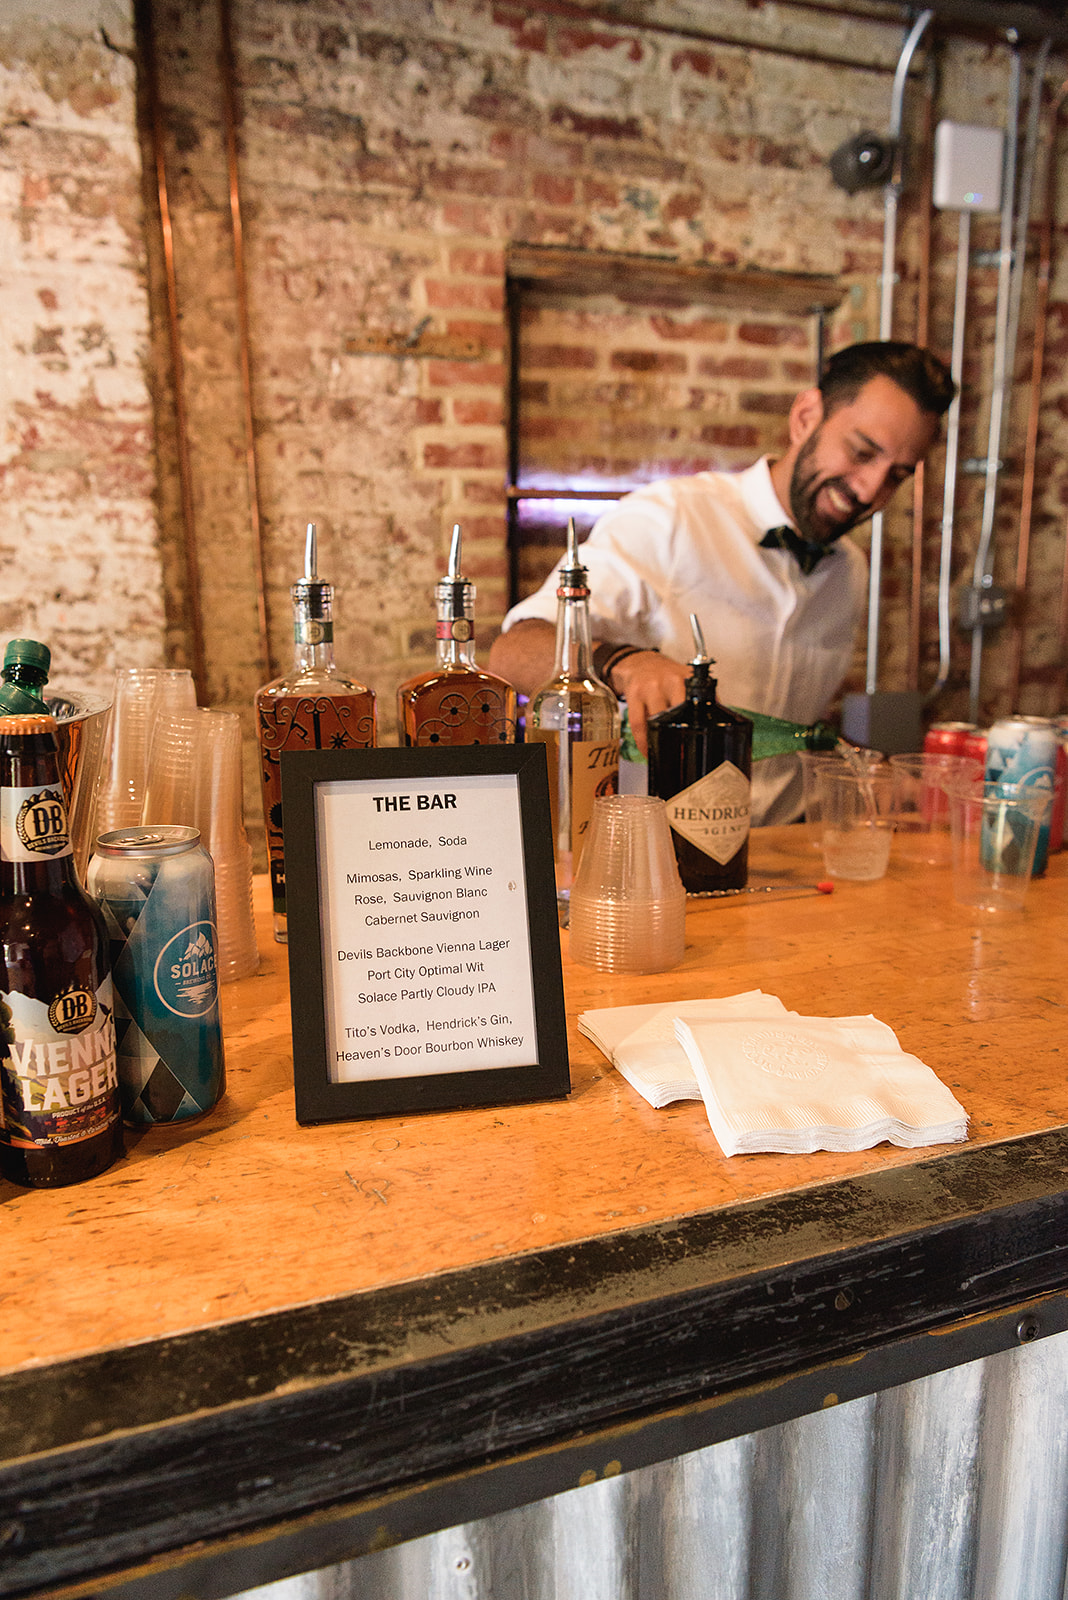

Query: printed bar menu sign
left=282, top=745, right=569, bottom=1123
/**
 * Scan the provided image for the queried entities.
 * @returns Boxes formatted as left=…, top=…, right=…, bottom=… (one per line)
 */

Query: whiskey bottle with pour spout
left=397, top=523, right=517, bottom=746
left=255, top=523, right=376, bottom=942
left=526, top=519, right=621, bottom=925
left=647, top=615, right=753, bottom=892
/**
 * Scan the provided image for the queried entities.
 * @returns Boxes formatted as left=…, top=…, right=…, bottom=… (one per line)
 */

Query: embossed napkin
left=578, top=995, right=967, bottom=1154
left=673, top=1011, right=968, bottom=1155
left=578, top=992, right=788, bottom=1109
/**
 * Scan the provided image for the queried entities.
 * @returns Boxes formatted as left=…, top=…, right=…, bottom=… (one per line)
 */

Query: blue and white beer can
left=86, top=826, right=225, bottom=1123
left=983, top=716, right=1057, bottom=876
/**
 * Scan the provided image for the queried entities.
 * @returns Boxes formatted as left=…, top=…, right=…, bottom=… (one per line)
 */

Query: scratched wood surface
left=2, top=829, right=1065, bottom=1377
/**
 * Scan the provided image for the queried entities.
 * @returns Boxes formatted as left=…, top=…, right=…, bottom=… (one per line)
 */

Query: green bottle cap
left=3, top=638, right=51, bottom=677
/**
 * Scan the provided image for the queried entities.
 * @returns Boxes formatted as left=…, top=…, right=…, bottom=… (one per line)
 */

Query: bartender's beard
left=788, top=427, right=873, bottom=545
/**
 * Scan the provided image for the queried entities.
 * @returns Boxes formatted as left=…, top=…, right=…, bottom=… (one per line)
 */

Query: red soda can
left=962, top=727, right=988, bottom=766
left=925, top=722, right=977, bottom=758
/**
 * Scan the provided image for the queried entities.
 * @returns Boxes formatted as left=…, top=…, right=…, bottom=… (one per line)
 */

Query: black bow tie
left=760, top=526, right=834, bottom=577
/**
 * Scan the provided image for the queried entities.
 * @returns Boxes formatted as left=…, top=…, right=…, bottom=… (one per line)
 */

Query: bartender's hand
left=608, top=651, right=688, bottom=758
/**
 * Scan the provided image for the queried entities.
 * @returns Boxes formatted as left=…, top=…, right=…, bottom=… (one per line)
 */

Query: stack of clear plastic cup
left=97, top=667, right=196, bottom=833
left=193, top=710, right=258, bottom=981
left=141, top=709, right=204, bottom=828
left=569, top=795, right=686, bottom=974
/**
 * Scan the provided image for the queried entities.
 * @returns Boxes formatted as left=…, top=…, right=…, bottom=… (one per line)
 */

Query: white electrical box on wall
left=933, top=121, right=1004, bottom=212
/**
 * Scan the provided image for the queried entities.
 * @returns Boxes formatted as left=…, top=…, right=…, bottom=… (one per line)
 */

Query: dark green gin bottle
left=647, top=617, right=752, bottom=892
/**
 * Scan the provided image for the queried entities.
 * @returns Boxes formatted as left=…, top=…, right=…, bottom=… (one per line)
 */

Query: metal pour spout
left=304, top=522, right=318, bottom=581
left=689, top=612, right=713, bottom=666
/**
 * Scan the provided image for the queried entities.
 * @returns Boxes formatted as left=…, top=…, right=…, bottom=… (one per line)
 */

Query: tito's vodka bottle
left=255, top=524, right=376, bottom=942
left=527, top=520, right=620, bottom=925
left=647, top=616, right=753, bottom=892
left=397, top=524, right=517, bottom=746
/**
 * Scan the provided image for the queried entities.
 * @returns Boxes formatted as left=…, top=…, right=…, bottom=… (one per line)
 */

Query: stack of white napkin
left=578, top=992, right=967, bottom=1156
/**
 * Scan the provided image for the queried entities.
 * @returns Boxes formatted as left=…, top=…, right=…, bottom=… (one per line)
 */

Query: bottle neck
left=686, top=663, right=717, bottom=703
left=1, top=734, right=78, bottom=894
left=291, top=588, right=337, bottom=675
left=552, top=577, right=597, bottom=679
left=435, top=580, right=477, bottom=671
left=0, top=682, right=46, bottom=714
left=4, top=664, right=48, bottom=695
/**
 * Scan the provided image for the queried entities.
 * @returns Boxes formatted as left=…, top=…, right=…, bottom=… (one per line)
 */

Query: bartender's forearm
left=487, top=619, right=557, bottom=698
left=488, top=620, right=687, bottom=756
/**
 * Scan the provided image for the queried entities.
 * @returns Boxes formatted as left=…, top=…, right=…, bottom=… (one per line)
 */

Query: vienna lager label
left=1, top=784, right=72, bottom=863
left=0, top=978, right=119, bottom=1148
left=666, top=762, right=750, bottom=865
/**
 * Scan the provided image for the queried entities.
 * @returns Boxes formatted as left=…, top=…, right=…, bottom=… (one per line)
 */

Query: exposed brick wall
left=514, top=294, right=818, bottom=595
left=138, top=0, right=1068, bottom=768
left=5, top=0, right=1066, bottom=802
left=0, top=3, right=164, bottom=696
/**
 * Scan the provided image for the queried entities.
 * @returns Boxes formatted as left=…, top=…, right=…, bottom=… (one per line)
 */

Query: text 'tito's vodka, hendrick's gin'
left=646, top=616, right=753, bottom=893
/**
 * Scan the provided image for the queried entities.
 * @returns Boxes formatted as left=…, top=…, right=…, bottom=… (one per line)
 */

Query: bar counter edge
left=4, top=1122, right=1068, bottom=1600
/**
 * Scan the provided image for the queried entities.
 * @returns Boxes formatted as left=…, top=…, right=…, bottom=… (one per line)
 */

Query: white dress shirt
left=503, top=458, right=868, bottom=824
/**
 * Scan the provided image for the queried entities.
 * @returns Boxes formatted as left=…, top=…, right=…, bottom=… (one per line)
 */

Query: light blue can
left=87, top=826, right=225, bottom=1123
left=983, top=716, right=1056, bottom=876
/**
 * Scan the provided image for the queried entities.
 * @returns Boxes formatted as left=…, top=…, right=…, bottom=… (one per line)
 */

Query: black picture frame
left=281, top=742, right=570, bottom=1124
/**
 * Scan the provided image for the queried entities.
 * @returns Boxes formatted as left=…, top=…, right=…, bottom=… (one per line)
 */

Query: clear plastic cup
left=97, top=667, right=196, bottom=834
left=97, top=668, right=163, bottom=832
left=569, top=795, right=686, bottom=973
left=946, top=778, right=1050, bottom=912
left=194, top=711, right=258, bottom=981
left=141, top=710, right=203, bottom=828
left=816, top=766, right=896, bottom=881
left=799, top=749, right=883, bottom=847
left=889, top=752, right=982, bottom=867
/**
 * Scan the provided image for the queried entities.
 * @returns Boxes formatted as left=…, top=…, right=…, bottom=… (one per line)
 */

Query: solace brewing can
left=983, top=716, right=1057, bottom=876
left=87, top=826, right=225, bottom=1123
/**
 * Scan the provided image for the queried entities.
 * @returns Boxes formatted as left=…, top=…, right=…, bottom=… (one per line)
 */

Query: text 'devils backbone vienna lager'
left=0, top=713, right=123, bottom=1187
left=87, top=826, right=225, bottom=1124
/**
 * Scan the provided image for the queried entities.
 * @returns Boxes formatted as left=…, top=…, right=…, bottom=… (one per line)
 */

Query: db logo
left=17, top=790, right=70, bottom=856
left=48, top=988, right=97, bottom=1035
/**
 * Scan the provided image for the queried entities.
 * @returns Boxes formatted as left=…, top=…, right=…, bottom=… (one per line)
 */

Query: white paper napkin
left=674, top=1012, right=968, bottom=1155
left=578, top=992, right=788, bottom=1108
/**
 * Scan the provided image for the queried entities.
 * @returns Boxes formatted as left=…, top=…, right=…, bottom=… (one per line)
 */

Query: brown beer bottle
left=0, top=714, right=122, bottom=1186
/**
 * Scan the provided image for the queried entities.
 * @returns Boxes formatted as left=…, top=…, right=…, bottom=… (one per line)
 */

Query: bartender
left=488, top=340, right=955, bottom=824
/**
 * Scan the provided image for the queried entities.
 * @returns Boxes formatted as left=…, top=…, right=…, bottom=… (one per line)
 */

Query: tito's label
left=666, top=762, right=750, bottom=865
left=0, top=784, right=72, bottom=863
left=0, top=978, right=119, bottom=1148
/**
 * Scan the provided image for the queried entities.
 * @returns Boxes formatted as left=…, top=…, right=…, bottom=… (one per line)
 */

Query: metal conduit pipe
left=908, top=63, right=938, bottom=692
left=1009, top=71, right=1066, bottom=708
left=968, top=47, right=1022, bottom=722
left=866, top=9, right=934, bottom=697
left=930, top=211, right=971, bottom=701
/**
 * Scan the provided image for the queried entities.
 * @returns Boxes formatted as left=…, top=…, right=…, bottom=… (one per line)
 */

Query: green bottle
left=726, top=706, right=839, bottom=763
left=0, top=639, right=51, bottom=715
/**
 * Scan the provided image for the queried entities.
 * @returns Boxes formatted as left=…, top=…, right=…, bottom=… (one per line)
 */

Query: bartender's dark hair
left=819, top=341, right=956, bottom=418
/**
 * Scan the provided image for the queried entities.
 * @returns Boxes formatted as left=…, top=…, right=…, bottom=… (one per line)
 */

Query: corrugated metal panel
left=247, top=1330, right=1068, bottom=1600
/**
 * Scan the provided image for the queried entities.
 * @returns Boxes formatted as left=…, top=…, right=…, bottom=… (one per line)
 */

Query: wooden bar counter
left=2, top=830, right=1067, bottom=1600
